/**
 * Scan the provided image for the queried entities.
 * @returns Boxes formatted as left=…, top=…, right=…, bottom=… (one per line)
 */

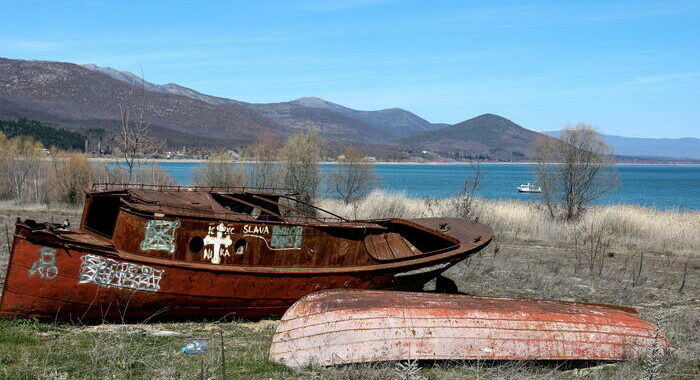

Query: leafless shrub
left=330, top=148, right=378, bottom=204
left=249, top=132, right=281, bottom=189
left=0, top=134, right=45, bottom=204
left=451, top=161, right=481, bottom=220
left=93, top=162, right=176, bottom=187
left=0, top=134, right=12, bottom=199
left=571, top=211, right=612, bottom=276
left=536, top=124, right=617, bottom=221
left=141, top=164, right=177, bottom=186
left=192, top=154, right=247, bottom=187
left=280, top=129, right=323, bottom=210
left=587, top=216, right=612, bottom=276
left=47, top=151, right=92, bottom=206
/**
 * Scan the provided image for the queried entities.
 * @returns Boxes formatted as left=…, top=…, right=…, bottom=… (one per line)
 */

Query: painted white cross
left=203, top=223, right=232, bottom=264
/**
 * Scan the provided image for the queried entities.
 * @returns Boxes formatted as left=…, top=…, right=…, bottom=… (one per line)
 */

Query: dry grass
left=0, top=200, right=698, bottom=379
left=318, top=190, right=700, bottom=256
left=191, top=154, right=247, bottom=187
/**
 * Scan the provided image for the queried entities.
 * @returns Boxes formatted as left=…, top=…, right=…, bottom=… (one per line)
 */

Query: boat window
left=189, top=236, right=204, bottom=253
left=84, top=195, right=121, bottom=238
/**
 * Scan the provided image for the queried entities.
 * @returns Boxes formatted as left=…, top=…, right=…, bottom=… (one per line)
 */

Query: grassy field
left=0, top=199, right=698, bottom=379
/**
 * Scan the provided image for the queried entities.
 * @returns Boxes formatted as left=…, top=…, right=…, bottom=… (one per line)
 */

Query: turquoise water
left=148, top=162, right=700, bottom=210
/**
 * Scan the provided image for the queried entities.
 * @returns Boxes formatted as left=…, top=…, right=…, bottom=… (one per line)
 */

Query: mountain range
left=0, top=57, right=695, bottom=161
left=543, top=131, right=700, bottom=160
left=81, top=63, right=443, bottom=142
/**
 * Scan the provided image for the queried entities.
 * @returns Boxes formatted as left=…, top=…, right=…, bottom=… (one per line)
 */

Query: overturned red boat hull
left=269, top=290, right=667, bottom=367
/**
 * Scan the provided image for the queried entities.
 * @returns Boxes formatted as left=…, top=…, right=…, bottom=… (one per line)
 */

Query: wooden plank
left=384, top=232, right=415, bottom=259
left=364, top=234, right=396, bottom=261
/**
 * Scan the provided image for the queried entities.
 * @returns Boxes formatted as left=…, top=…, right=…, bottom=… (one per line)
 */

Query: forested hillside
left=0, top=118, right=85, bottom=150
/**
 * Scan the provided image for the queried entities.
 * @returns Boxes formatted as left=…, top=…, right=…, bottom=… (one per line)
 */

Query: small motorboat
left=270, top=289, right=667, bottom=367
left=0, top=184, right=493, bottom=321
left=517, top=183, right=542, bottom=193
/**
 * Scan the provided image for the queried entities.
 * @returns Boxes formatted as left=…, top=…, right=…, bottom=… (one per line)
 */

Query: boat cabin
left=78, top=184, right=459, bottom=269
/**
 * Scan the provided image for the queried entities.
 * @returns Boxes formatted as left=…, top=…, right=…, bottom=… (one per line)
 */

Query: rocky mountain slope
left=80, top=64, right=244, bottom=106
left=289, top=97, right=440, bottom=137
left=246, top=101, right=393, bottom=143
left=0, top=58, right=288, bottom=147
left=396, top=114, right=547, bottom=160
left=79, top=63, right=429, bottom=143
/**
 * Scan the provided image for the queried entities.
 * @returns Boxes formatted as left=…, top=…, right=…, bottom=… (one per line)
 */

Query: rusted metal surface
left=0, top=185, right=493, bottom=321
left=269, top=289, right=667, bottom=367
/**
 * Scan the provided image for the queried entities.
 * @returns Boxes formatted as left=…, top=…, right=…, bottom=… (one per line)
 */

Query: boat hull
left=269, top=290, right=667, bottom=367
left=0, top=236, right=466, bottom=321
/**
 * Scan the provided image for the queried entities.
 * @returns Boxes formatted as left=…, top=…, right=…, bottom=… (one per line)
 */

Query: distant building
left=226, top=150, right=241, bottom=160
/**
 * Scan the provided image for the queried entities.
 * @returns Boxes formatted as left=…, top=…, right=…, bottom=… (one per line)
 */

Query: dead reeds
left=317, top=190, right=700, bottom=257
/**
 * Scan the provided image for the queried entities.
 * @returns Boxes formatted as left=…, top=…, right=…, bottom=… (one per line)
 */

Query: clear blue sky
left=1, top=0, right=698, bottom=138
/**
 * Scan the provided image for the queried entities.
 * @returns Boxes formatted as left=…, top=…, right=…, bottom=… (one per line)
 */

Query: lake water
left=149, top=162, right=700, bottom=210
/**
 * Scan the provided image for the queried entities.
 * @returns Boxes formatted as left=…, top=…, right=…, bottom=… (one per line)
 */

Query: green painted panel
left=271, top=226, right=304, bottom=249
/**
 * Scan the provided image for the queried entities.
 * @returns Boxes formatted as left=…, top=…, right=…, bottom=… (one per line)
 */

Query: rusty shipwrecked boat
left=269, top=289, right=667, bottom=367
left=0, top=184, right=492, bottom=321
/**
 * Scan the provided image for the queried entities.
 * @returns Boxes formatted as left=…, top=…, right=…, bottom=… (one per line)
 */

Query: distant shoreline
left=85, top=157, right=700, bottom=166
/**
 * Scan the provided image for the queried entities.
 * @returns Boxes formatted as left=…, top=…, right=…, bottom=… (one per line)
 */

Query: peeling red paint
left=0, top=185, right=493, bottom=321
left=269, top=289, right=667, bottom=367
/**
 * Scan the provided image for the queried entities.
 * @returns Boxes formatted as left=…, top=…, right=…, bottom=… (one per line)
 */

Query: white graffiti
left=28, top=247, right=58, bottom=280
left=141, top=220, right=180, bottom=253
left=203, top=223, right=233, bottom=264
left=243, top=224, right=270, bottom=234
left=79, top=254, right=164, bottom=292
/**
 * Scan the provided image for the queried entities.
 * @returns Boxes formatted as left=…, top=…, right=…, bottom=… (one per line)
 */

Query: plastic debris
left=181, top=339, right=209, bottom=355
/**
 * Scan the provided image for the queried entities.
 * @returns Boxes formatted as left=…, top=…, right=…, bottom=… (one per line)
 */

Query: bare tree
left=280, top=129, right=323, bottom=208
left=249, top=132, right=280, bottom=189
left=119, top=74, right=156, bottom=183
left=536, top=123, right=617, bottom=220
left=330, top=148, right=377, bottom=204
left=192, top=154, right=247, bottom=187
left=452, top=160, right=482, bottom=220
